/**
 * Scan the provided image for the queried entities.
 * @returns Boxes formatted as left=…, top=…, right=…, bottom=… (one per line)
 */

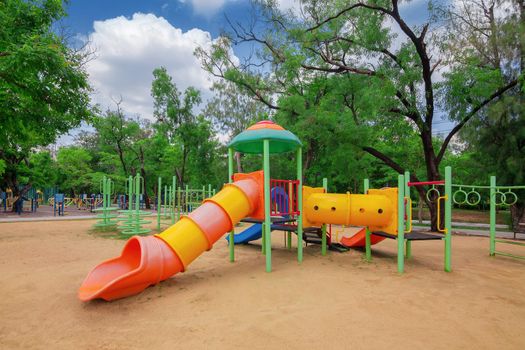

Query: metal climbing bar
left=407, top=180, right=445, bottom=187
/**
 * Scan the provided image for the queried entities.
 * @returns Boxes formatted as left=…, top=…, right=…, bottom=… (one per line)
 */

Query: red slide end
left=78, top=236, right=184, bottom=301
left=340, top=228, right=386, bottom=248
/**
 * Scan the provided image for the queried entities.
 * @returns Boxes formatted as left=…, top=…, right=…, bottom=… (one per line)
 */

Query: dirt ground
left=1, top=220, right=524, bottom=350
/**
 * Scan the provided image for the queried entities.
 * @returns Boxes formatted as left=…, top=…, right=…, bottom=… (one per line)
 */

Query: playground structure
left=118, top=174, right=152, bottom=236
left=76, top=121, right=524, bottom=302
left=444, top=176, right=525, bottom=260
left=92, top=177, right=119, bottom=229
left=78, top=121, right=413, bottom=301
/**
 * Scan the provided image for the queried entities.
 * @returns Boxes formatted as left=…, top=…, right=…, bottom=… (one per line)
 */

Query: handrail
left=404, top=196, right=412, bottom=233
left=437, top=195, right=448, bottom=234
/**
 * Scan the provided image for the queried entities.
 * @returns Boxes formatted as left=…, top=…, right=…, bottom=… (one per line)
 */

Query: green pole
left=102, top=176, right=107, bottom=212
left=364, top=178, right=372, bottom=262
left=163, top=185, right=167, bottom=218
left=490, top=175, right=496, bottom=256
left=444, top=166, right=452, bottom=272
left=397, top=174, right=405, bottom=274
left=102, top=176, right=108, bottom=225
left=172, top=176, right=176, bottom=224
left=208, top=184, right=212, bottom=198
left=297, top=147, right=303, bottom=263
left=404, top=170, right=411, bottom=259
left=321, top=177, right=328, bottom=256
left=157, top=177, right=161, bottom=231
left=263, top=139, right=272, bottom=272
left=168, top=186, right=172, bottom=218
left=128, top=176, right=133, bottom=211
left=176, top=187, right=181, bottom=221
left=228, top=148, right=235, bottom=262
left=185, top=184, right=189, bottom=215
left=135, top=174, right=140, bottom=232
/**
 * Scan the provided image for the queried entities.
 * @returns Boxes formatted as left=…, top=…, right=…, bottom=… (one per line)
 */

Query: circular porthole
left=359, top=208, right=365, bottom=213
left=378, top=208, right=383, bottom=214
left=314, top=205, right=319, bottom=211
left=331, top=207, right=336, bottom=211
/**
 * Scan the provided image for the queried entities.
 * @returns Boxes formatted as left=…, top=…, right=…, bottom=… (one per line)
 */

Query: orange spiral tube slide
left=78, top=178, right=260, bottom=301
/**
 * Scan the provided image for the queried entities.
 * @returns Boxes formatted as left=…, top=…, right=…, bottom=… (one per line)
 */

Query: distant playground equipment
left=118, top=174, right=152, bottom=236
left=53, top=193, right=65, bottom=216
left=1, top=186, right=41, bottom=214
left=92, top=177, right=119, bottom=229
left=156, top=177, right=216, bottom=231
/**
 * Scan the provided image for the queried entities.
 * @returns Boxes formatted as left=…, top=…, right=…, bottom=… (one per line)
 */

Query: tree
left=0, top=0, right=92, bottom=208
left=151, top=67, right=203, bottom=186
left=441, top=0, right=525, bottom=229
left=56, top=147, right=95, bottom=196
left=203, top=80, right=268, bottom=172
left=196, top=0, right=522, bottom=229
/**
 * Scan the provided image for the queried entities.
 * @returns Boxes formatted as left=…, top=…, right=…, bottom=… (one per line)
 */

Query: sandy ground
left=1, top=220, right=524, bottom=350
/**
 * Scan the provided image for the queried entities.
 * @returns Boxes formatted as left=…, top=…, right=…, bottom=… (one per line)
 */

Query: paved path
left=0, top=215, right=97, bottom=223
left=412, top=220, right=508, bottom=229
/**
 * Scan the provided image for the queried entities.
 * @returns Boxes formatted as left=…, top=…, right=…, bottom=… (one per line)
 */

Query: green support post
left=176, top=187, right=181, bottom=221
left=397, top=174, right=405, bottom=273
left=157, top=177, right=161, bottom=231
left=263, top=139, right=272, bottom=272
left=134, top=175, right=140, bottom=232
left=228, top=148, right=235, bottom=262
left=208, top=184, right=212, bottom=198
left=172, top=176, right=176, bottom=224
left=185, top=184, right=189, bottom=215
left=490, top=175, right=496, bottom=256
left=128, top=175, right=133, bottom=211
left=444, top=166, right=452, bottom=272
left=321, top=177, right=328, bottom=256
left=404, top=170, right=411, bottom=259
left=364, top=179, right=372, bottom=262
left=297, top=147, right=303, bottom=263
left=163, top=185, right=167, bottom=218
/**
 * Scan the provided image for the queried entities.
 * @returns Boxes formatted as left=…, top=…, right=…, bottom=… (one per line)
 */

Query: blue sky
left=57, top=0, right=454, bottom=143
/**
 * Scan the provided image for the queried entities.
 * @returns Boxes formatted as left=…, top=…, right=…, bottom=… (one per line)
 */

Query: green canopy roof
left=228, top=128, right=302, bottom=154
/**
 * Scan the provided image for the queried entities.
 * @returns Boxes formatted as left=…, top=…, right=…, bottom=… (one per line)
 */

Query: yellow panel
left=155, top=217, right=209, bottom=268
left=368, top=188, right=398, bottom=235
left=302, top=186, right=325, bottom=228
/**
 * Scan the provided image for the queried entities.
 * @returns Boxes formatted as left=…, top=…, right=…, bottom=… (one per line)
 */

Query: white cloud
left=85, top=13, right=221, bottom=118
left=184, top=0, right=227, bottom=17
left=183, top=0, right=301, bottom=17
left=275, top=0, right=301, bottom=14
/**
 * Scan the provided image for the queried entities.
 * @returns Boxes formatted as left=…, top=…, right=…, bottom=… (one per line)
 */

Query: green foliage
left=56, top=147, right=95, bottom=195
left=28, top=151, right=57, bottom=189
left=0, top=0, right=92, bottom=198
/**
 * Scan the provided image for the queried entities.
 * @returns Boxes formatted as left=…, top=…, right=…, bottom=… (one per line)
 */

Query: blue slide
left=225, top=223, right=263, bottom=244
left=226, top=187, right=290, bottom=245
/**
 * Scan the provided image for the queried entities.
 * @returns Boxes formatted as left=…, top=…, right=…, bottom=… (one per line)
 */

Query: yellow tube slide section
left=156, top=178, right=259, bottom=269
left=304, top=188, right=398, bottom=234
left=78, top=178, right=260, bottom=301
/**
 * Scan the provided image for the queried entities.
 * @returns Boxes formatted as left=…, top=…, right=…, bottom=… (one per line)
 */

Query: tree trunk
left=234, top=152, right=243, bottom=173
left=421, top=130, right=442, bottom=231
left=510, top=203, right=525, bottom=233
left=11, top=183, right=32, bottom=212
